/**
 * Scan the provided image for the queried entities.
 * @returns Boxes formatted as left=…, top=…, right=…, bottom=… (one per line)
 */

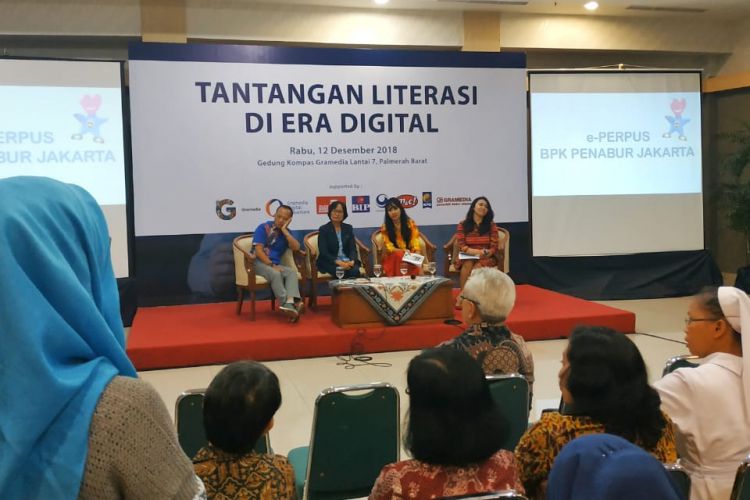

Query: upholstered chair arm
left=293, top=249, right=308, bottom=278
left=419, top=233, right=437, bottom=263
left=442, top=234, right=457, bottom=276
left=355, top=238, right=371, bottom=276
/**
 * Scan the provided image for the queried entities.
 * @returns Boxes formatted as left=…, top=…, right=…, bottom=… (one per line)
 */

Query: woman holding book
left=380, top=197, right=423, bottom=277
left=454, top=196, right=500, bottom=307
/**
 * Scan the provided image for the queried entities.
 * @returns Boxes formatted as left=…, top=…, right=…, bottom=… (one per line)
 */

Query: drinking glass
left=335, top=266, right=345, bottom=280
left=399, top=262, right=409, bottom=277
left=427, top=262, right=437, bottom=277
left=373, top=264, right=382, bottom=278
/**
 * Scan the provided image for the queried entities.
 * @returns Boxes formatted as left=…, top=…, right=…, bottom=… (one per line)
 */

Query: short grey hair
left=462, top=267, right=516, bottom=323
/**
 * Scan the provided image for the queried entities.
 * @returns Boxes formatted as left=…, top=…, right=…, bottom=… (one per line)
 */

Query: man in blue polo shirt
left=253, top=204, right=303, bottom=321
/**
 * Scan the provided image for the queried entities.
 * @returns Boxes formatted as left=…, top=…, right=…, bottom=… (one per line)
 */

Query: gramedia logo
left=376, top=194, right=389, bottom=208
left=216, top=199, right=237, bottom=220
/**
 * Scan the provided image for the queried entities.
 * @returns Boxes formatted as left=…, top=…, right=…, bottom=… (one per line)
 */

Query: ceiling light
left=584, top=1, right=599, bottom=10
left=374, top=0, right=389, bottom=4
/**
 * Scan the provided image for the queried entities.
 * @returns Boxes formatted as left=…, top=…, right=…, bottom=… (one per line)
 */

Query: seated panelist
left=380, top=197, right=422, bottom=277
left=317, top=201, right=361, bottom=279
left=454, top=196, right=501, bottom=307
left=253, top=205, right=303, bottom=321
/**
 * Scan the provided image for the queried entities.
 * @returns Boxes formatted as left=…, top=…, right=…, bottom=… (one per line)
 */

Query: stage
left=126, top=285, right=635, bottom=370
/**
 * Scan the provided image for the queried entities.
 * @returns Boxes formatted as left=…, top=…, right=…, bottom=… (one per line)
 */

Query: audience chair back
left=287, top=382, right=400, bottom=500
left=662, top=354, right=700, bottom=376
left=442, top=225, right=510, bottom=277
left=232, top=232, right=306, bottom=320
left=731, top=455, right=750, bottom=500
left=370, top=229, right=436, bottom=267
left=175, top=389, right=271, bottom=460
left=663, top=462, right=691, bottom=499
left=439, top=489, right=528, bottom=500
left=485, top=373, right=529, bottom=451
left=303, top=231, right=371, bottom=310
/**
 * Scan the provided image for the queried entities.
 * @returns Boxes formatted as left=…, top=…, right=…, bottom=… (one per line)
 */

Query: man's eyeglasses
left=459, top=294, right=480, bottom=307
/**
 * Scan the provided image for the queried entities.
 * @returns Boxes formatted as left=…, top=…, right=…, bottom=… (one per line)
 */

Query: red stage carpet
left=126, top=285, right=635, bottom=370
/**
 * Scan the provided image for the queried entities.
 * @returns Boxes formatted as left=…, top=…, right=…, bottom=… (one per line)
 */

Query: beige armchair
left=303, top=231, right=371, bottom=311
left=233, top=233, right=306, bottom=320
left=370, top=229, right=436, bottom=267
left=442, top=225, right=510, bottom=277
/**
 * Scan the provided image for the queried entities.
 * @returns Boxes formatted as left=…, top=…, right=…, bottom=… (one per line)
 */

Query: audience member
left=515, top=326, right=677, bottom=499
left=316, top=200, right=361, bottom=278
left=380, top=197, right=422, bottom=276
left=0, top=176, right=202, bottom=499
left=370, top=348, right=523, bottom=499
left=453, top=196, right=501, bottom=307
left=252, top=204, right=303, bottom=321
left=653, top=286, right=750, bottom=500
left=547, top=434, right=683, bottom=500
left=193, top=361, right=295, bottom=499
left=440, top=267, right=534, bottom=398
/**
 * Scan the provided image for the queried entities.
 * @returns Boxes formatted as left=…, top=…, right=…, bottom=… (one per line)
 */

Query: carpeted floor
left=126, top=285, right=635, bottom=370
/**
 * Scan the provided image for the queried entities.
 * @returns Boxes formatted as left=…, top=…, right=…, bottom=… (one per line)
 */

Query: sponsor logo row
left=216, top=192, right=471, bottom=220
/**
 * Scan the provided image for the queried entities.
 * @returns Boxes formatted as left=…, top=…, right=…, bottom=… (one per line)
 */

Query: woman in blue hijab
left=0, top=177, right=201, bottom=499
left=547, top=434, right=684, bottom=500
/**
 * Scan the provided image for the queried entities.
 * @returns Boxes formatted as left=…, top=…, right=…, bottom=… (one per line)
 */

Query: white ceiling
left=254, top=0, right=750, bottom=20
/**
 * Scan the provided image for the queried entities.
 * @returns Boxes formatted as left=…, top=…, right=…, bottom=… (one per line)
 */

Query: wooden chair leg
left=236, top=287, right=244, bottom=315
left=250, top=289, right=256, bottom=321
left=309, top=278, right=318, bottom=312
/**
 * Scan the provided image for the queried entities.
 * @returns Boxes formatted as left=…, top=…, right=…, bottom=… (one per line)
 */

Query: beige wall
left=500, top=13, right=737, bottom=56
left=0, top=0, right=140, bottom=36
left=2, top=0, right=750, bottom=271
left=720, top=17, right=750, bottom=76
left=0, top=0, right=748, bottom=72
left=187, top=2, right=462, bottom=47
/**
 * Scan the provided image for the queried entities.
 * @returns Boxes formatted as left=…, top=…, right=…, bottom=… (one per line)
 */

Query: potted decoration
left=720, top=121, right=750, bottom=290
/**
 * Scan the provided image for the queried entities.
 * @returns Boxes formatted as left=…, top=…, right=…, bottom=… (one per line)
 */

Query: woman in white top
left=653, top=286, right=750, bottom=500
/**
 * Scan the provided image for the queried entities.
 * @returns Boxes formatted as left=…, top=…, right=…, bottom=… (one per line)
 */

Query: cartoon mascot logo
left=663, top=98, right=689, bottom=141
left=72, top=95, right=108, bottom=143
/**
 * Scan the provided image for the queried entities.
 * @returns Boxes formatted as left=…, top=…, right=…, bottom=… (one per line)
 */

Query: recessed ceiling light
left=584, top=1, right=599, bottom=10
left=374, top=0, right=389, bottom=4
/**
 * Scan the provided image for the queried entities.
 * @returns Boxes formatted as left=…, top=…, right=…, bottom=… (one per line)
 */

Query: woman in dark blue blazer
left=317, top=200, right=361, bottom=278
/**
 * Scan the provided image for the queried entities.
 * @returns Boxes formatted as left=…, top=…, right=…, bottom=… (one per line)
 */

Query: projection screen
left=0, top=58, right=130, bottom=277
left=529, top=70, right=703, bottom=257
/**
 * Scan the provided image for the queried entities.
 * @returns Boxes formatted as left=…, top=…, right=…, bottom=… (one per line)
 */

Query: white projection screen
left=529, top=70, right=704, bottom=257
left=0, top=58, right=130, bottom=277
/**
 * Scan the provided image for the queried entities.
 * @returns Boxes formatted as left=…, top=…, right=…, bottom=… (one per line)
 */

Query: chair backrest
left=663, top=462, right=691, bottom=499
left=304, top=383, right=400, bottom=500
left=497, top=226, right=510, bottom=273
left=371, top=228, right=433, bottom=266
left=371, top=230, right=384, bottom=266
left=414, top=234, right=434, bottom=262
left=485, top=374, right=529, bottom=451
left=175, top=389, right=270, bottom=460
left=439, top=489, right=528, bottom=500
left=662, top=354, right=700, bottom=376
left=234, top=232, right=298, bottom=284
left=443, top=226, right=510, bottom=276
left=730, top=455, right=750, bottom=500
left=304, top=230, right=368, bottom=276
left=303, top=231, right=319, bottom=278
left=233, top=233, right=255, bottom=287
